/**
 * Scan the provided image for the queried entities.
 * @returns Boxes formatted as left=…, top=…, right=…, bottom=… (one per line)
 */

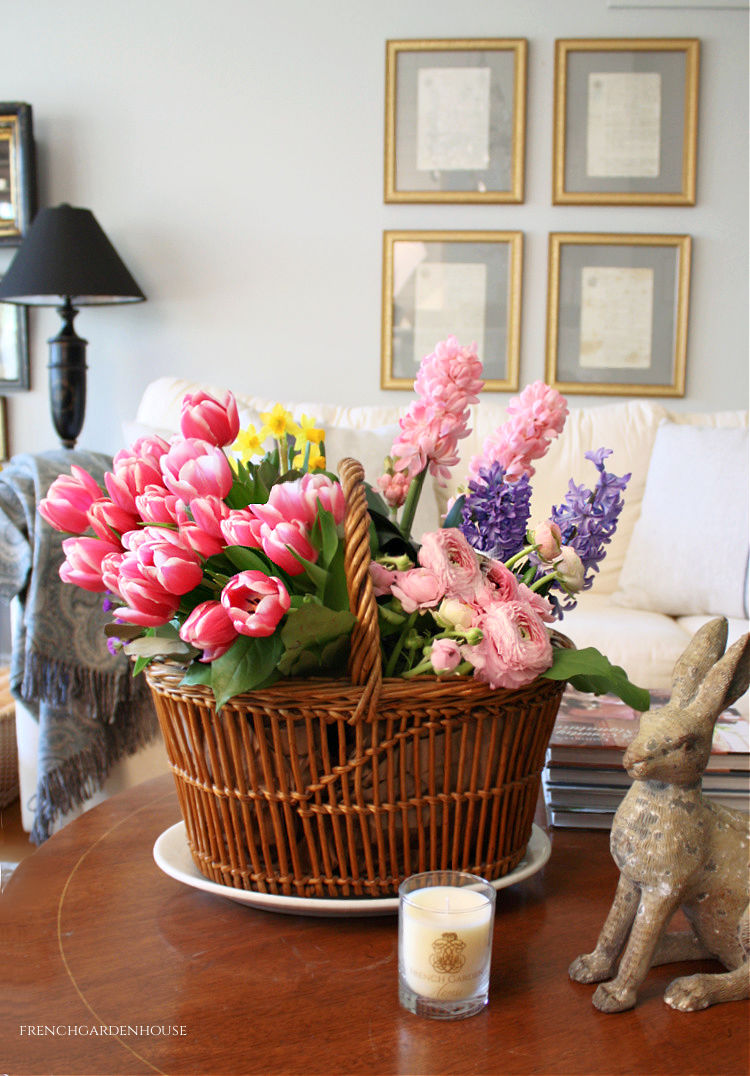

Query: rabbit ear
left=690, top=633, right=750, bottom=725
left=671, top=617, right=729, bottom=707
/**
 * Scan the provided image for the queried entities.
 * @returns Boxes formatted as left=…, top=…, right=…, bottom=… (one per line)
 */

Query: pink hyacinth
left=386, top=336, right=484, bottom=487
left=377, top=469, right=411, bottom=509
left=469, top=381, right=568, bottom=482
left=180, top=389, right=240, bottom=447
left=39, top=466, right=103, bottom=535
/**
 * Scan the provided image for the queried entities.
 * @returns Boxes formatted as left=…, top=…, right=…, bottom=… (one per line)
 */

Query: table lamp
left=0, top=203, right=146, bottom=448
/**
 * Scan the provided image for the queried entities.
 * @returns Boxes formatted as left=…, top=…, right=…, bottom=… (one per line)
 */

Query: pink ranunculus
left=483, top=559, right=520, bottom=603
left=464, top=599, right=553, bottom=690
left=221, top=571, right=290, bottom=637
left=533, top=520, right=563, bottom=562
left=86, top=498, right=139, bottom=543
left=160, top=438, right=234, bottom=501
left=179, top=600, right=237, bottom=661
left=220, top=508, right=263, bottom=548
left=377, top=469, right=411, bottom=509
left=135, top=484, right=181, bottom=525
left=59, top=536, right=121, bottom=592
left=180, top=390, right=240, bottom=447
left=38, top=466, right=104, bottom=534
left=369, top=561, right=397, bottom=597
left=430, top=637, right=462, bottom=674
left=517, top=583, right=556, bottom=624
left=390, top=567, right=444, bottom=614
left=418, top=528, right=484, bottom=602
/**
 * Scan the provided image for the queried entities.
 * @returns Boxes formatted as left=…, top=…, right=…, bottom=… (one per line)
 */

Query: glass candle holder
left=398, top=870, right=497, bottom=1020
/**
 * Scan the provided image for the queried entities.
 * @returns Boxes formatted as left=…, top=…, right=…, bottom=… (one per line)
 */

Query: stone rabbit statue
left=569, top=617, right=750, bottom=1012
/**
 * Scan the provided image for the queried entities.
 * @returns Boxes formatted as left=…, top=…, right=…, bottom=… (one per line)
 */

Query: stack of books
left=543, top=687, right=750, bottom=829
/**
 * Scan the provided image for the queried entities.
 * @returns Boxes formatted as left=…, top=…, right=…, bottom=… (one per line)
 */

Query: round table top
left=2, top=774, right=747, bottom=1076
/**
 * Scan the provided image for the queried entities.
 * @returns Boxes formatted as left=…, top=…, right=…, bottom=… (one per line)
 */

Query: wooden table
left=2, top=775, right=747, bottom=1076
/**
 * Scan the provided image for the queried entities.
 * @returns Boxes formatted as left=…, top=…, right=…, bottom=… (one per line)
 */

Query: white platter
left=153, top=820, right=551, bottom=918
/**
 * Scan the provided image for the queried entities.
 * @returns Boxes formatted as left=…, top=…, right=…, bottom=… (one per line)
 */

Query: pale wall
left=1, top=0, right=748, bottom=457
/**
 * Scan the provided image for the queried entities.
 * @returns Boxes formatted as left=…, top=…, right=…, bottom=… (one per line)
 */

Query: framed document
left=384, top=39, right=527, bottom=203
left=382, top=230, right=522, bottom=391
left=0, top=103, right=36, bottom=244
left=553, top=39, right=699, bottom=205
left=545, top=233, right=691, bottom=396
left=0, top=268, right=30, bottom=391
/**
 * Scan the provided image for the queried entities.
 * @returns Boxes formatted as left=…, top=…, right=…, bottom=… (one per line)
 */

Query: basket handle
left=338, top=457, right=382, bottom=722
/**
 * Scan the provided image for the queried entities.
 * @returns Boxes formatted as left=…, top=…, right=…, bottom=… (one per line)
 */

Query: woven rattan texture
left=145, top=459, right=566, bottom=899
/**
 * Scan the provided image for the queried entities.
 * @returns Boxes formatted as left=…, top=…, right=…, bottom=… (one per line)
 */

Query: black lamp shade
left=0, top=203, right=145, bottom=305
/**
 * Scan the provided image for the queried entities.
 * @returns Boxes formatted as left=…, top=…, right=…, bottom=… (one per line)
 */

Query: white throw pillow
left=614, top=423, right=749, bottom=618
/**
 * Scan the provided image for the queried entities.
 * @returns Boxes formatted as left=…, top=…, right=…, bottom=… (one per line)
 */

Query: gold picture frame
left=553, top=39, right=699, bottom=206
left=382, top=229, right=523, bottom=391
left=384, top=39, right=527, bottom=203
left=0, top=103, right=36, bottom=243
left=545, top=232, right=691, bottom=397
left=0, top=397, right=8, bottom=461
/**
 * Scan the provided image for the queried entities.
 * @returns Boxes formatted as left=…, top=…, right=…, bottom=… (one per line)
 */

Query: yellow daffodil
left=260, top=403, right=295, bottom=440
left=290, top=413, right=326, bottom=446
left=232, top=424, right=267, bottom=463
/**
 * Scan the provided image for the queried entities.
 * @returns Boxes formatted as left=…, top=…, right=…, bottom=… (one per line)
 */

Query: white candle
left=400, top=885, right=494, bottom=1001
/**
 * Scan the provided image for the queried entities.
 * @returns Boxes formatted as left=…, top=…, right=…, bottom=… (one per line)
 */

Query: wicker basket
left=146, top=458, right=567, bottom=900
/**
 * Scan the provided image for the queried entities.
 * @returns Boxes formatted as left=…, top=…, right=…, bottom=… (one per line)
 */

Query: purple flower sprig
left=459, top=462, right=532, bottom=563
left=551, top=448, right=630, bottom=598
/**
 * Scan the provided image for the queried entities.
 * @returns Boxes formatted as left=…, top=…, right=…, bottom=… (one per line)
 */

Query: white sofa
left=15, top=377, right=749, bottom=834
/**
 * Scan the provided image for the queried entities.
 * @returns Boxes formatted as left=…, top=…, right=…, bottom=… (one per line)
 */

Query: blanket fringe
left=29, top=685, right=160, bottom=844
left=20, top=647, right=134, bottom=724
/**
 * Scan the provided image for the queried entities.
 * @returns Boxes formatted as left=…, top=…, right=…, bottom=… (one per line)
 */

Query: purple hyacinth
left=460, top=462, right=532, bottom=562
left=551, top=448, right=630, bottom=593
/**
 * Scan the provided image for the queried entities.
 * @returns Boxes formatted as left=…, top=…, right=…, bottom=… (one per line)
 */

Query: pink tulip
left=220, top=509, right=263, bottom=548
left=39, top=466, right=103, bottom=534
left=135, top=484, right=181, bottom=525
left=299, top=473, right=345, bottom=527
left=160, top=438, right=234, bottom=501
left=255, top=518, right=317, bottom=576
left=126, top=527, right=203, bottom=595
left=179, top=600, right=237, bottom=661
left=221, top=571, right=290, bottom=637
left=101, top=550, right=125, bottom=598
left=390, top=567, right=444, bottom=614
left=87, top=498, right=139, bottom=543
left=113, top=434, right=171, bottom=475
left=60, top=536, right=121, bottom=592
left=179, top=390, right=240, bottom=447
left=116, top=575, right=181, bottom=627
left=430, top=637, right=462, bottom=674
left=179, top=496, right=230, bottom=558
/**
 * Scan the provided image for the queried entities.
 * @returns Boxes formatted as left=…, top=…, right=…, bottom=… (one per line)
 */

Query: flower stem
left=384, top=611, right=417, bottom=677
left=399, top=468, right=427, bottom=540
left=504, top=544, right=535, bottom=570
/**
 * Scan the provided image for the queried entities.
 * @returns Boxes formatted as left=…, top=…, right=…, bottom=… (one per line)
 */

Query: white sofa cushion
left=614, top=422, right=749, bottom=618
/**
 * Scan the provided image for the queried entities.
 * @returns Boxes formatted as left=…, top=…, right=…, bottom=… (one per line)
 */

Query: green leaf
left=210, top=634, right=284, bottom=710
left=312, top=505, right=339, bottom=568
left=542, top=647, right=650, bottom=711
left=182, top=661, right=213, bottom=687
left=280, top=603, right=355, bottom=651
left=322, top=543, right=350, bottom=611
left=442, top=494, right=465, bottom=530
left=223, top=545, right=274, bottom=574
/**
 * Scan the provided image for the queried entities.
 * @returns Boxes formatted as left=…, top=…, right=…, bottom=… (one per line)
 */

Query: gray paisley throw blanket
left=0, top=451, right=158, bottom=843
